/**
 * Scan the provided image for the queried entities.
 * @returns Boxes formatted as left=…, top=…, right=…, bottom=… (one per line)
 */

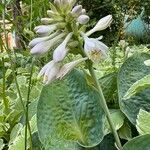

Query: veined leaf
left=122, top=134, right=150, bottom=150
left=37, top=69, right=105, bottom=148
left=118, top=53, right=150, bottom=124
left=124, top=75, right=150, bottom=99
left=136, top=109, right=150, bottom=135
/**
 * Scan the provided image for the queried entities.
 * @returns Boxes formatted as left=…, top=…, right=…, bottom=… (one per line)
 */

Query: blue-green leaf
left=37, top=69, right=105, bottom=148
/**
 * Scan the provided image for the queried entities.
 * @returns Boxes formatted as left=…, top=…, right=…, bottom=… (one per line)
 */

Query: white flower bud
left=30, top=33, right=65, bottom=55
left=77, top=15, right=90, bottom=24
left=47, top=10, right=57, bottom=17
left=61, top=0, right=69, bottom=5
left=34, top=25, right=57, bottom=36
left=81, top=9, right=86, bottom=15
left=29, top=32, right=59, bottom=48
left=86, top=15, right=113, bottom=36
left=53, top=33, right=73, bottom=62
left=57, top=57, right=88, bottom=79
left=81, top=33, right=108, bottom=63
left=54, top=0, right=61, bottom=7
left=41, top=18, right=54, bottom=25
left=71, top=5, right=82, bottom=16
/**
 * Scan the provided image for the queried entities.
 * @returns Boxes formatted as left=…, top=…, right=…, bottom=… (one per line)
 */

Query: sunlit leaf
left=118, top=53, right=150, bottom=124
left=136, top=109, right=150, bottom=135
left=124, top=75, right=150, bottom=99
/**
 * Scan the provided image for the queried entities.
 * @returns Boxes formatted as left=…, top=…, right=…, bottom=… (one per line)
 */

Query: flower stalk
left=87, top=62, right=122, bottom=150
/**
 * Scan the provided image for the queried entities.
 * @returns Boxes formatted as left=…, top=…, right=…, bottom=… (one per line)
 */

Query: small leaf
left=122, top=135, right=150, bottom=150
left=136, top=109, right=150, bottom=135
left=104, top=109, right=125, bottom=135
left=118, top=121, right=132, bottom=140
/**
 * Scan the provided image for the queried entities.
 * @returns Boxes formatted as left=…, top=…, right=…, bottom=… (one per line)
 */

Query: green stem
left=2, top=57, right=9, bottom=113
left=30, top=0, right=33, bottom=30
left=25, top=58, right=34, bottom=150
left=88, top=63, right=122, bottom=150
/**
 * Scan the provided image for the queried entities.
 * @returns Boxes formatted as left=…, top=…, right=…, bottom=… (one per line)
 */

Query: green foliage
left=122, top=134, right=150, bottom=150
left=37, top=69, right=105, bottom=148
left=124, top=74, right=150, bottom=99
left=118, top=53, right=150, bottom=124
left=136, top=109, right=150, bottom=135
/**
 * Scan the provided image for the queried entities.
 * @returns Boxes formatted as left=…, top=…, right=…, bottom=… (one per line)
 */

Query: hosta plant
left=28, top=0, right=150, bottom=150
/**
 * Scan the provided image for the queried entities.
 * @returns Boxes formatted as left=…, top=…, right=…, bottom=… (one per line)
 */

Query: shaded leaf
left=122, top=134, right=150, bottom=150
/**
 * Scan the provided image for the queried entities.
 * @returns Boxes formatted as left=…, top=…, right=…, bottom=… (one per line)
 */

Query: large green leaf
left=124, top=75, right=150, bottom=99
left=118, top=53, right=150, bottom=124
left=37, top=69, right=105, bottom=148
left=122, top=134, right=150, bottom=150
left=136, top=109, right=150, bottom=135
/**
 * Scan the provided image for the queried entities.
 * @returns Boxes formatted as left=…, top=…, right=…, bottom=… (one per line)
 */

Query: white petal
left=57, top=57, right=88, bottom=79
left=38, top=61, right=54, bottom=78
left=45, top=63, right=60, bottom=84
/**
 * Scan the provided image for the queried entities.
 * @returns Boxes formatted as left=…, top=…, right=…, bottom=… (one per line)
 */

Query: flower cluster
left=29, top=0, right=113, bottom=84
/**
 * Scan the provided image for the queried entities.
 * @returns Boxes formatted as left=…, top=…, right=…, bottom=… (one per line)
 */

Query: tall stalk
left=75, top=29, right=122, bottom=149
left=25, top=58, right=34, bottom=150
left=88, top=62, right=122, bottom=149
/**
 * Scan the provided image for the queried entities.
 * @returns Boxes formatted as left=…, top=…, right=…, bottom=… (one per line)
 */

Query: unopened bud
left=71, top=5, right=82, bottom=16
left=41, top=18, right=54, bottom=25
left=77, top=15, right=90, bottom=24
left=81, top=9, right=86, bottom=15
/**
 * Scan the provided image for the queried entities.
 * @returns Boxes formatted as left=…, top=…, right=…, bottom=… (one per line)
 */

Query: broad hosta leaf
left=136, top=109, right=150, bottom=135
left=118, top=53, right=150, bottom=124
left=37, top=69, right=105, bottom=148
left=104, top=109, right=125, bottom=135
left=124, top=75, right=150, bottom=99
left=122, top=134, right=150, bottom=150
